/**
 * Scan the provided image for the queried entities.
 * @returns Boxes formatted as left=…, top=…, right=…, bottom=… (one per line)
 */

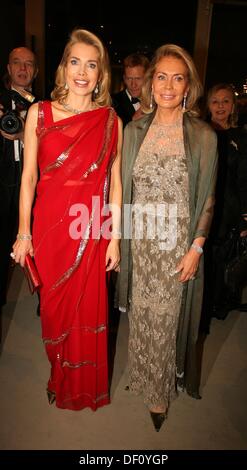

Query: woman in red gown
left=12, top=29, right=122, bottom=411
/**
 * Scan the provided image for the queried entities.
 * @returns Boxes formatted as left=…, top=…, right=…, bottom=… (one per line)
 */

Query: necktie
left=131, top=97, right=140, bottom=104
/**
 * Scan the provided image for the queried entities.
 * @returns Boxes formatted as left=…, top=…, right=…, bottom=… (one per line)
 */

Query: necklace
left=61, top=101, right=92, bottom=115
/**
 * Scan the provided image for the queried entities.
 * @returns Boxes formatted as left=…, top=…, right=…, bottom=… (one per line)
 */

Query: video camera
left=0, top=88, right=35, bottom=135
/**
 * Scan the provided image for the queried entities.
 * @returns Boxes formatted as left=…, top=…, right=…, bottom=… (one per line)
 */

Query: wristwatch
left=191, top=243, right=203, bottom=254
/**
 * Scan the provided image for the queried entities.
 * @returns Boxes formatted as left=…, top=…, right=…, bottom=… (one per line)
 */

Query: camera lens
left=0, top=111, right=23, bottom=134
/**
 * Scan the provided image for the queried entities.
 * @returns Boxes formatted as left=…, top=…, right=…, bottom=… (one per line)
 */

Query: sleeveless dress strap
left=37, top=101, right=54, bottom=135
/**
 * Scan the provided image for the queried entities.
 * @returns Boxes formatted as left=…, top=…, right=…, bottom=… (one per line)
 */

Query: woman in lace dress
left=117, top=44, right=218, bottom=431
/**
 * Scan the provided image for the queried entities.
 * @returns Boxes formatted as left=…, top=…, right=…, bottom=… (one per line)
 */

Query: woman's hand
left=11, top=239, right=34, bottom=268
left=176, top=248, right=201, bottom=283
left=105, top=239, right=120, bottom=272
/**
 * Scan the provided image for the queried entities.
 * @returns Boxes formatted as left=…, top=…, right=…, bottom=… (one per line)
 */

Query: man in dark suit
left=0, top=47, right=38, bottom=315
left=112, top=53, right=149, bottom=127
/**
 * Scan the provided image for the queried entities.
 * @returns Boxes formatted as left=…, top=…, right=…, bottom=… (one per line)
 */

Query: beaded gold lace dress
left=129, top=117, right=190, bottom=408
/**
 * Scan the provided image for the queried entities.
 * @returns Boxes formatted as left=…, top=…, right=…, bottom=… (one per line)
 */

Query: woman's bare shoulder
left=26, top=102, right=39, bottom=120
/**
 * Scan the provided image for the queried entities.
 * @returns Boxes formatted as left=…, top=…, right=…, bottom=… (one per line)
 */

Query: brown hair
left=141, top=44, right=203, bottom=115
left=51, top=29, right=111, bottom=106
left=123, top=53, right=149, bottom=72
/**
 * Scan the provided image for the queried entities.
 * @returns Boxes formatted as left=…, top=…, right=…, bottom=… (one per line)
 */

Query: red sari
left=32, top=101, right=118, bottom=410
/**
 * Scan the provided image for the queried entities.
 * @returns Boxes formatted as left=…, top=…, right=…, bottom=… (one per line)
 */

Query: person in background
left=0, top=47, right=37, bottom=321
left=11, top=29, right=122, bottom=411
left=117, top=44, right=218, bottom=431
left=112, top=53, right=149, bottom=127
left=207, top=83, right=238, bottom=131
left=200, top=83, right=247, bottom=330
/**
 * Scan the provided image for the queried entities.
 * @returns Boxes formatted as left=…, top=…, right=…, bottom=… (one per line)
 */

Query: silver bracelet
left=17, top=233, right=32, bottom=241
left=191, top=243, right=203, bottom=254
left=111, top=229, right=122, bottom=239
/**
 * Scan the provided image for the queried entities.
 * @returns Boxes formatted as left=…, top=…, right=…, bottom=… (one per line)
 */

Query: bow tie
left=131, top=97, right=140, bottom=104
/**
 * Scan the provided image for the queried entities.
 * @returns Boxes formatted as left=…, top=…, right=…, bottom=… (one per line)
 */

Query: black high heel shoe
left=150, top=411, right=167, bottom=432
left=47, top=389, right=56, bottom=405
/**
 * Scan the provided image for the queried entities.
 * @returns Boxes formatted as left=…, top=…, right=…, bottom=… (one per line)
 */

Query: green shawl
left=117, top=111, right=218, bottom=397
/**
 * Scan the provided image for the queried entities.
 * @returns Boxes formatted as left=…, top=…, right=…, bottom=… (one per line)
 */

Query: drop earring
left=64, top=83, right=68, bottom=90
left=182, top=94, right=187, bottom=112
left=150, top=89, right=154, bottom=109
left=93, top=83, right=99, bottom=101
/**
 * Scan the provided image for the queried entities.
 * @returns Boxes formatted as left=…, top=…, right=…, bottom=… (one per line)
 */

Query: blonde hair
left=206, top=83, right=238, bottom=127
left=51, top=29, right=111, bottom=106
left=141, top=44, right=203, bottom=116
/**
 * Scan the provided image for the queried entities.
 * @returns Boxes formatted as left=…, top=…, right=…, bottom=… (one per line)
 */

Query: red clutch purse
left=23, top=254, right=42, bottom=294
